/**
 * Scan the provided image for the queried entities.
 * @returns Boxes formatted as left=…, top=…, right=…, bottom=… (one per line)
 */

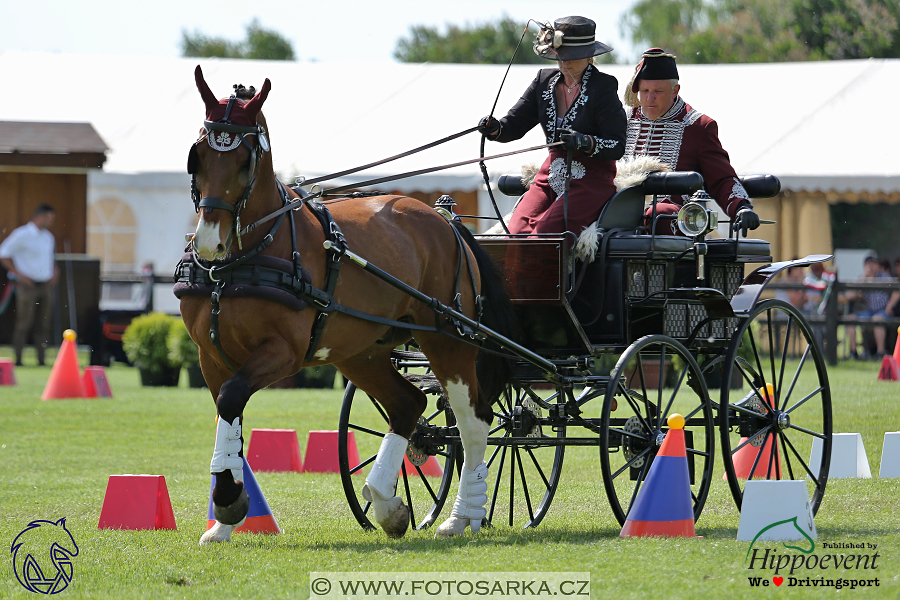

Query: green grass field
left=1, top=348, right=898, bottom=599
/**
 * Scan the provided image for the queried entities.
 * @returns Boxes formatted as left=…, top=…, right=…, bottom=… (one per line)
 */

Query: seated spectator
left=803, top=262, right=836, bottom=315
left=847, top=255, right=900, bottom=358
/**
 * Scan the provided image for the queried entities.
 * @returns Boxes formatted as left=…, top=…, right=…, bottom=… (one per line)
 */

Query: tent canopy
left=1, top=51, right=897, bottom=193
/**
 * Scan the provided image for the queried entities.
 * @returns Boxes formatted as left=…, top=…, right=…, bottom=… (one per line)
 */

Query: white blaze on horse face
left=194, top=214, right=228, bottom=260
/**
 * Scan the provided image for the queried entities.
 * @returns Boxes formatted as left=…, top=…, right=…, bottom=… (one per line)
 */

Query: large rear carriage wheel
left=720, top=299, right=832, bottom=514
left=601, top=335, right=715, bottom=525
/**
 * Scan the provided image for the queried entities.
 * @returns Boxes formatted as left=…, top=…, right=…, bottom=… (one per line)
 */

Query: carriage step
left=391, top=349, right=428, bottom=362
left=403, top=373, right=444, bottom=396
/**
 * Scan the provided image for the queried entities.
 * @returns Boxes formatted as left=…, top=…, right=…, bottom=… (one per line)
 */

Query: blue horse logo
left=11, top=518, right=79, bottom=594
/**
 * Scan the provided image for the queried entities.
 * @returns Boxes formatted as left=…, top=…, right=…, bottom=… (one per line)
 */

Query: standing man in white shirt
left=0, top=204, right=58, bottom=366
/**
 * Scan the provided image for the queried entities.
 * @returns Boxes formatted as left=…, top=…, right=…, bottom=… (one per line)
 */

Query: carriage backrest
left=596, top=170, right=705, bottom=230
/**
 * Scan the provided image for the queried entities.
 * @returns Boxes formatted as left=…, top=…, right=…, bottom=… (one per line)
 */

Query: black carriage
left=338, top=171, right=833, bottom=532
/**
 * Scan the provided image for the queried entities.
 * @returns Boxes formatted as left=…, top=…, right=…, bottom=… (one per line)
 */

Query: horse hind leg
left=432, top=363, right=492, bottom=538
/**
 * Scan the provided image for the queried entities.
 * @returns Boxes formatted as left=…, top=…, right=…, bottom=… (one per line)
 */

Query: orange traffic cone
left=894, top=326, right=900, bottom=366
left=882, top=327, right=900, bottom=382
left=621, top=414, right=696, bottom=537
left=42, top=330, right=85, bottom=400
left=206, top=456, right=280, bottom=534
left=724, top=384, right=782, bottom=479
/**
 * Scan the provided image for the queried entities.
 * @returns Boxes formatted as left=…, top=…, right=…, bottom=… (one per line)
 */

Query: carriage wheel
left=600, top=335, right=715, bottom=525
left=720, top=299, right=832, bottom=514
left=338, top=373, right=458, bottom=532
left=481, top=384, right=565, bottom=529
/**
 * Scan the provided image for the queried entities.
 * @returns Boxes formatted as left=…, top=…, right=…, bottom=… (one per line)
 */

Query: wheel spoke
left=508, top=444, right=516, bottom=527
left=367, top=394, right=390, bottom=423
left=348, top=453, right=377, bottom=475
left=514, top=447, right=535, bottom=523
left=781, top=344, right=811, bottom=412
left=655, top=347, right=666, bottom=429
left=400, top=466, right=416, bottom=529
left=611, top=445, right=653, bottom=480
left=661, top=359, right=689, bottom=426
left=348, top=423, right=386, bottom=438
left=779, top=431, right=796, bottom=480
left=765, top=310, right=778, bottom=409
left=781, top=432, right=822, bottom=486
left=785, top=387, right=824, bottom=415
left=619, top=382, right=653, bottom=434
left=626, top=455, right=652, bottom=515
left=525, top=447, right=552, bottom=490
left=686, top=447, right=711, bottom=458
left=776, top=312, right=795, bottom=408
left=487, top=445, right=507, bottom=523
left=731, top=425, right=773, bottom=456
left=788, top=423, right=827, bottom=440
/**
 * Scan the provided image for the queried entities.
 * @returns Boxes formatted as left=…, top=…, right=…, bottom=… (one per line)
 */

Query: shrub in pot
left=168, top=321, right=206, bottom=388
left=122, top=312, right=181, bottom=386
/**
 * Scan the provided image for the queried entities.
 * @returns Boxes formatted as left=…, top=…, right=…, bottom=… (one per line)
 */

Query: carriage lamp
left=676, top=202, right=717, bottom=237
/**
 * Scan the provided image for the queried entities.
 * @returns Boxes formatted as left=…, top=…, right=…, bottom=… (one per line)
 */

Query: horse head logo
left=10, top=518, right=79, bottom=594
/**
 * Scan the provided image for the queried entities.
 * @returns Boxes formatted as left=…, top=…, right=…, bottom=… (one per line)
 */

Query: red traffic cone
left=206, top=456, right=280, bottom=534
left=42, top=330, right=85, bottom=400
left=303, top=430, right=360, bottom=474
left=82, top=366, right=113, bottom=397
left=247, top=429, right=303, bottom=473
left=0, top=358, right=16, bottom=385
left=98, top=475, right=177, bottom=530
left=621, top=414, right=696, bottom=537
left=877, top=356, right=900, bottom=381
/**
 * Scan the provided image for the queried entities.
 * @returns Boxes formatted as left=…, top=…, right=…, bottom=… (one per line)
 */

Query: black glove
left=477, top=116, right=500, bottom=137
left=558, top=129, right=594, bottom=153
left=732, top=202, right=761, bottom=237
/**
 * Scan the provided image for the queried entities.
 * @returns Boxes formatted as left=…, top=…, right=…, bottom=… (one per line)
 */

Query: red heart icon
left=773, top=577, right=783, bottom=586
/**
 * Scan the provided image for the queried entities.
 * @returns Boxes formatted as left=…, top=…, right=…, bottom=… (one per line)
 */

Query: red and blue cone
left=206, top=456, right=280, bottom=534
left=620, top=414, right=696, bottom=538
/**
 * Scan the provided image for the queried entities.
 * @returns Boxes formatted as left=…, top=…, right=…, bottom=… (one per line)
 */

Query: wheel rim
left=338, top=376, right=458, bottom=532
left=601, top=335, right=715, bottom=525
left=483, top=385, right=565, bottom=529
left=720, top=299, right=832, bottom=514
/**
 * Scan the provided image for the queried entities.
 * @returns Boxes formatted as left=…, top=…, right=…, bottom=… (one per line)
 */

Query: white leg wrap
left=361, top=433, right=410, bottom=535
left=436, top=462, right=489, bottom=536
left=210, top=416, right=243, bottom=482
left=362, top=432, right=408, bottom=501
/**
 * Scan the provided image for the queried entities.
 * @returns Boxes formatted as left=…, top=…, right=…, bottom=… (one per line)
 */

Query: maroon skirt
left=508, top=149, right=617, bottom=235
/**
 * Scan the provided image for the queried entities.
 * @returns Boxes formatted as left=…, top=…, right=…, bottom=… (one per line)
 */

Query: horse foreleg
left=338, top=353, right=426, bottom=538
left=361, top=433, right=410, bottom=538
left=436, top=376, right=491, bottom=537
left=199, top=371, right=254, bottom=546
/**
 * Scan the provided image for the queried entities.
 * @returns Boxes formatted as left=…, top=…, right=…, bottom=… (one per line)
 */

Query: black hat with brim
left=533, top=16, right=612, bottom=61
left=630, top=48, right=679, bottom=92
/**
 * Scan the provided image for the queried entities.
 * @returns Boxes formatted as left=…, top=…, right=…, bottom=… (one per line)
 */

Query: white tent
left=2, top=51, right=898, bottom=307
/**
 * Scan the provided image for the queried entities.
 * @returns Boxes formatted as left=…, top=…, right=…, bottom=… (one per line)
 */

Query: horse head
left=189, top=65, right=273, bottom=260
left=11, top=518, right=79, bottom=593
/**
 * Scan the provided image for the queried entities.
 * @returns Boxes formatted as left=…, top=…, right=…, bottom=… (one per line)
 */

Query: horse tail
left=452, top=221, right=522, bottom=405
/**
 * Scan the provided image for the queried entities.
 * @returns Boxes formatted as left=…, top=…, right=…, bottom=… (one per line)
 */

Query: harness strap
left=303, top=200, right=349, bottom=363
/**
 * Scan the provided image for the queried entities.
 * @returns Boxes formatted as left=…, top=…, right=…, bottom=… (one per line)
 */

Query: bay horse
left=178, top=66, right=518, bottom=544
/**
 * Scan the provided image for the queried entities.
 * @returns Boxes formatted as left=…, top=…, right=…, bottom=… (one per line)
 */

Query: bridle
left=187, top=95, right=271, bottom=251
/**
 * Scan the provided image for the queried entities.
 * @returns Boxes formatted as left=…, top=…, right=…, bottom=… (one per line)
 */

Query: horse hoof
left=213, top=486, right=249, bottom=525
left=380, top=501, right=410, bottom=539
left=199, top=521, right=235, bottom=545
left=436, top=516, right=484, bottom=537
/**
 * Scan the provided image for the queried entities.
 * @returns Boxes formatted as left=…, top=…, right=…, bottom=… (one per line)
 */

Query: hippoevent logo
left=745, top=517, right=880, bottom=590
left=10, top=518, right=79, bottom=594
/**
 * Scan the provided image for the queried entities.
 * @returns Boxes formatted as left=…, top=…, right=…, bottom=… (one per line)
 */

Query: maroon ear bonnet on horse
left=194, top=65, right=271, bottom=127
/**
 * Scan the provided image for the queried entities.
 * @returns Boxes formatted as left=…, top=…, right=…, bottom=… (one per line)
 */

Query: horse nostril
left=216, top=244, right=225, bottom=254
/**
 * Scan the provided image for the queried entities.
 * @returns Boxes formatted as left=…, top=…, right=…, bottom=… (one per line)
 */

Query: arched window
left=88, top=197, right=137, bottom=272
